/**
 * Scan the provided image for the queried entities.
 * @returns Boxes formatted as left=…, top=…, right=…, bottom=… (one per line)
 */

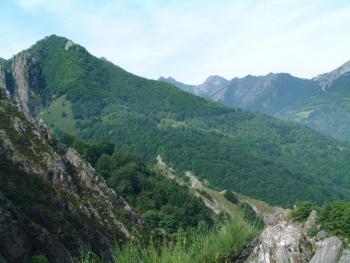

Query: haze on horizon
left=1, top=0, right=350, bottom=84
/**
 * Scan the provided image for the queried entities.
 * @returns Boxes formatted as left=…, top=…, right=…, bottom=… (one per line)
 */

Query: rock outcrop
left=310, top=237, right=343, bottom=263
left=0, top=84, right=143, bottom=262
left=245, top=208, right=347, bottom=263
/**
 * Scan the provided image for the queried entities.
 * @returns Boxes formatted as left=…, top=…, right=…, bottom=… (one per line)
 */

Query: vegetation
left=60, top=133, right=213, bottom=234
left=81, top=218, right=258, bottom=263
left=224, top=190, right=239, bottom=204
left=239, top=202, right=265, bottom=231
left=11, top=35, right=350, bottom=207
left=291, top=200, right=350, bottom=240
left=277, top=73, right=350, bottom=142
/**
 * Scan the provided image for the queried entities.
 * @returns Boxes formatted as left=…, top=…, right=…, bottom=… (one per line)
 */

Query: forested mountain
left=162, top=61, right=350, bottom=142
left=160, top=73, right=319, bottom=114
left=2, top=35, right=350, bottom=207
left=0, top=60, right=218, bottom=262
left=0, top=58, right=6, bottom=65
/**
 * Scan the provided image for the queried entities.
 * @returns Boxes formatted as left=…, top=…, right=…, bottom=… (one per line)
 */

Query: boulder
left=310, top=237, right=342, bottom=263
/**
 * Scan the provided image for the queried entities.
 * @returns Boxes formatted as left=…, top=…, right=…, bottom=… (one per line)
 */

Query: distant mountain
left=313, top=60, right=350, bottom=90
left=0, top=57, right=5, bottom=64
left=277, top=72, right=350, bottom=141
left=161, top=73, right=319, bottom=114
left=159, top=76, right=195, bottom=93
left=2, top=35, right=350, bottom=208
left=164, top=61, right=350, bottom=141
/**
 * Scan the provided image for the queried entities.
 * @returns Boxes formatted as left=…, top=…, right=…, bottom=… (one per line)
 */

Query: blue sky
left=1, top=0, right=350, bottom=83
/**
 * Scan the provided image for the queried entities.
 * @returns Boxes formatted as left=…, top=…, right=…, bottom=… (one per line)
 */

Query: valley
left=1, top=35, right=350, bottom=262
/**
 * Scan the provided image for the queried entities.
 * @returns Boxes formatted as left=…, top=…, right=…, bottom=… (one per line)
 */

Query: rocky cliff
left=0, top=65, right=143, bottom=262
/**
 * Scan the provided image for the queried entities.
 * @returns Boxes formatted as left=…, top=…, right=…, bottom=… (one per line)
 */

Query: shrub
left=224, top=190, right=239, bottom=204
left=290, top=201, right=317, bottom=221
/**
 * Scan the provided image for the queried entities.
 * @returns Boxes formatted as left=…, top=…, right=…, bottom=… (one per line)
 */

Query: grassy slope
left=82, top=163, right=260, bottom=263
left=42, top=94, right=77, bottom=134
left=14, top=35, right=350, bottom=207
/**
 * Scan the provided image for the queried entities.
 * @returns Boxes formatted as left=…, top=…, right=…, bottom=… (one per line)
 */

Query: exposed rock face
left=313, top=60, right=350, bottom=90
left=310, top=237, right=343, bottom=263
left=245, top=207, right=348, bottom=263
left=338, top=249, right=350, bottom=263
left=64, top=40, right=75, bottom=50
left=246, top=219, right=314, bottom=262
left=194, top=75, right=229, bottom=98
left=2, top=51, right=46, bottom=120
left=0, top=95, right=143, bottom=262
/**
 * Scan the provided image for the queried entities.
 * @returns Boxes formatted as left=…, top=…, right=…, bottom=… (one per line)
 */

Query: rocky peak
left=195, top=75, right=229, bottom=97
left=313, top=60, right=350, bottom=90
left=202, top=75, right=229, bottom=86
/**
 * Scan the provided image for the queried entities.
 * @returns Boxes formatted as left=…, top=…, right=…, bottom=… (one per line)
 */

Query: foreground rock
left=245, top=207, right=347, bottom=263
left=310, top=237, right=343, bottom=263
left=246, top=211, right=313, bottom=262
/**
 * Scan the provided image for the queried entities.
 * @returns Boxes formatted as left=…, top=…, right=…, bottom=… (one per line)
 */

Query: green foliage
left=29, top=255, right=50, bottom=263
left=60, top=134, right=213, bottom=233
left=20, top=35, right=350, bottom=207
left=277, top=73, right=350, bottom=142
left=239, top=202, right=265, bottom=231
left=318, top=200, right=350, bottom=240
left=291, top=200, right=350, bottom=240
left=224, top=190, right=239, bottom=204
left=81, top=218, right=258, bottom=263
left=290, top=201, right=318, bottom=221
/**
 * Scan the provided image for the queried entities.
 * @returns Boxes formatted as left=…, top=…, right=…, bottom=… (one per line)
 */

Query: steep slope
left=164, top=73, right=319, bottom=115
left=313, top=60, right=350, bottom=90
left=277, top=72, right=350, bottom=141
left=0, top=69, right=143, bottom=262
left=0, top=58, right=5, bottom=65
left=159, top=76, right=195, bottom=93
left=3, top=35, right=350, bottom=207
left=166, top=63, right=350, bottom=142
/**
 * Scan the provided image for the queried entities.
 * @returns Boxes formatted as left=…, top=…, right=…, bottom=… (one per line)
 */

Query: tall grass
left=81, top=218, right=258, bottom=263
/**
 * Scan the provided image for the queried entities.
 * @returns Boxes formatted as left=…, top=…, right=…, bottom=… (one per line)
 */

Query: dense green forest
left=59, top=133, right=214, bottom=235
left=6, top=35, right=350, bottom=207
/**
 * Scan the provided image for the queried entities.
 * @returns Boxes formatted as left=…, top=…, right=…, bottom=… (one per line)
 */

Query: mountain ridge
left=162, top=60, right=350, bottom=141
left=3, top=35, right=350, bottom=207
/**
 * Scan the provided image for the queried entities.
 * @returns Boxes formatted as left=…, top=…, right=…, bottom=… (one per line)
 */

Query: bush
left=29, top=255, right=50, bottom=263
left=224, top=190, right=239, bottom=204
left=290, top=201, right=317, bottom=221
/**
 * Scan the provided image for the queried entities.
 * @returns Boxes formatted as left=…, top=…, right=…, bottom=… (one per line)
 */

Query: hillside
left=0, top=58, right=5, bottom=65
left=161, top=73, right=319, bottom=115
left=0, top=64, right=225, bottom=262
left=162, top=63, right=350, bottom=142
left=277, top=72, right=350, bottom=141
left=3, top=35, right=350, bottom=207
left=0, top=73, right=144, bottom=262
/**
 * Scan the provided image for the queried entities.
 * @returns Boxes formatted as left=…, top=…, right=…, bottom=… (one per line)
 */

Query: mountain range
left=1, top=35, right=350, bottom=207
left=2, top=35, right=350, bottom=262
left=160, top=61, right=350, bottom=141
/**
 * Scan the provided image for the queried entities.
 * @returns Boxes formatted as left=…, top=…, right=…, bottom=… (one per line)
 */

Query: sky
left=1, top=0, right=350, bottom=84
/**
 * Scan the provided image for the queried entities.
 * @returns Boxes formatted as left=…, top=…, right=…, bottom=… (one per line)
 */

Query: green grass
left=42, top=95, right=77, bottom=135
left=81, top=218, right=258, bottom=263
